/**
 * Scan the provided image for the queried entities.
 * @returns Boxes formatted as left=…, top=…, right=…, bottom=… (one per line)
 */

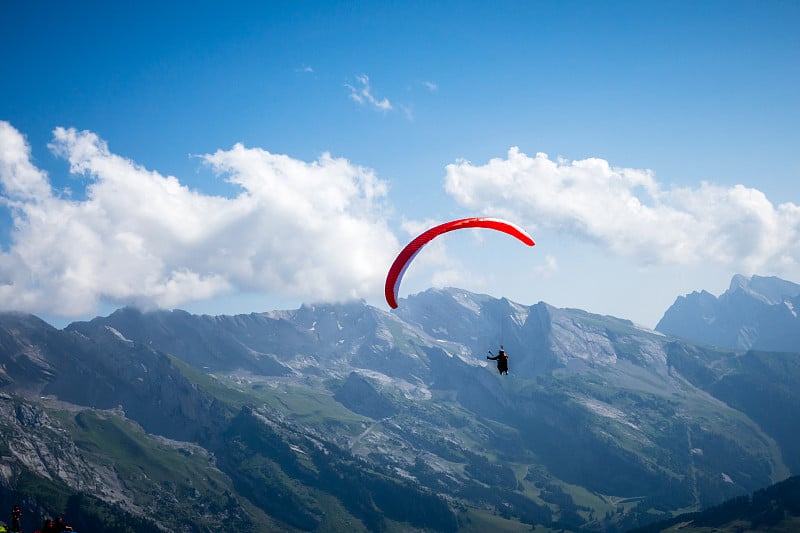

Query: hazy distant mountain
left=656, top=274, right=800, bottom=351
left=1, top=285, right=799, bottom=531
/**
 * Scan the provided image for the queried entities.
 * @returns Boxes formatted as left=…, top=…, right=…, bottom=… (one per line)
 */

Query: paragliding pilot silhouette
left=487, top=346, right=509, bottom=375
left=11, top=504, right=21, bottom=532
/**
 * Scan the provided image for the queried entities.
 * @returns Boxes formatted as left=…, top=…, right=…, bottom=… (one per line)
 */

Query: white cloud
left=422, top=80, right=438, bottom=91
left=444, top=147, right=800, bottom=274
left=533, top=255, right=559, bottom=277
left=346, top=74, right=392, bottom=111
left=0, top=121, right=398, bottom=317
left=0, top=122, right=52, bottom=200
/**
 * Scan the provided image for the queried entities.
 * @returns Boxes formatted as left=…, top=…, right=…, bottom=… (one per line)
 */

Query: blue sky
left=1, top=1, right=799, bottom=328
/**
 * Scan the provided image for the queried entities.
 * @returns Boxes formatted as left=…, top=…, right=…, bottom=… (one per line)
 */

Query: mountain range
left=656, top=274, right=800, bottom=351
left=0, top=274, right=798, bottom=532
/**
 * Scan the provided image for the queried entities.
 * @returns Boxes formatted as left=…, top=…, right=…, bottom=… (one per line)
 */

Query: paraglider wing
left=384, top=217, right=535, bottom=308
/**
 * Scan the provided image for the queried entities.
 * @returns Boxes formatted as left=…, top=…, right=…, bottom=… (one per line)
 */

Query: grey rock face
left=656, top=274, right=800, bottom=351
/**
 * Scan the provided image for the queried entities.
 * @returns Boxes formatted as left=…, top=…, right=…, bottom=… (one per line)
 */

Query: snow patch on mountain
left=508, top=300, right=529, bottom=326
left=105, top=326, right=133, bottom=344
left=354, top=369, right=432, bottom=400
left=453, top=291, right=481, bottom=314
left=576, top=396, right=639, bottom=430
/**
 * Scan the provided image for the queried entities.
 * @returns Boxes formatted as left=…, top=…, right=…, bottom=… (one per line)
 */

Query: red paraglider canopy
left=384, top=217, right=535, bottom=309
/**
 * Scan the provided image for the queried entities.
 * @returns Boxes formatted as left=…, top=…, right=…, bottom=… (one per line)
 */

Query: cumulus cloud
left=346, top=74, right=392, bottom=111
left=0, top=122, right=52, bottom=200
left=0, top=121, right=398, bottom=316
left=444, top=147, right=800, bottom=273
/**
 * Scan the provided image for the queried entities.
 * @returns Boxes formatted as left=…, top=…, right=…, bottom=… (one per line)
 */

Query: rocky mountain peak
left=726, top=274, right=800, bottom=305
left=657, top=274, right=800, bottom=351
